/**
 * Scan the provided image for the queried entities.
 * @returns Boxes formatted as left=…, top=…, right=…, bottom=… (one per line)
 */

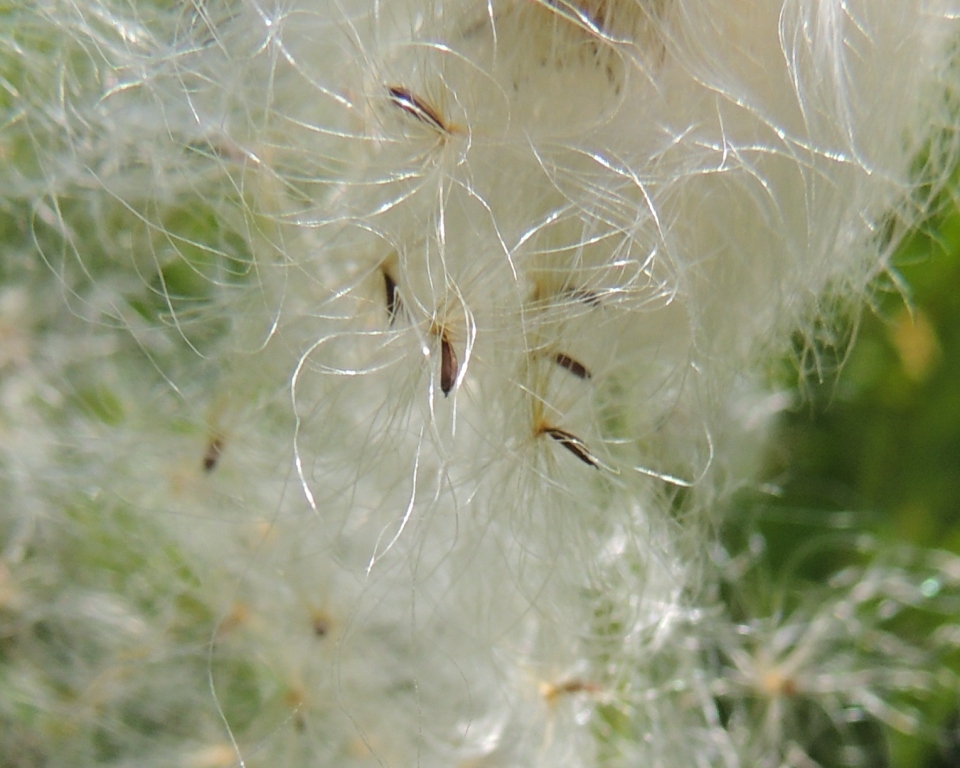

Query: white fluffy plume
left=1, top=1, right=958, bottom=766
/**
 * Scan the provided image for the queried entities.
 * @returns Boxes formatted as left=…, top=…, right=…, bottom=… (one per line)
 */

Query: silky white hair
left=1, top=1, right=959, bottom=766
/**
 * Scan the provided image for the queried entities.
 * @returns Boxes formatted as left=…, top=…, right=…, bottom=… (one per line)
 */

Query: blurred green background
left=734, top=187, right=960, bottom=766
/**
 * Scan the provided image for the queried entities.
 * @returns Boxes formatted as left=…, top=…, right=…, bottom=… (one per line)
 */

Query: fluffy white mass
left=0, top=1, right=958, bottom=766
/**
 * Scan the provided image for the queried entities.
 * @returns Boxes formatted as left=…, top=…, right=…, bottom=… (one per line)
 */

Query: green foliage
left=739, top=193, right=960, bottom=767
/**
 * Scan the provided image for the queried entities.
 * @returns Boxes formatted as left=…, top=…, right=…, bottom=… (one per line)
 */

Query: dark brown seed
left=387, top=85, right=449, bottom=133
left=564, top=288, right=603, bottom=307
left=202, top=435, right=224, bottom=472
left=382, top=269, right=401, bottom=325
left=312, top=614, right=330, bottom=638
left=541, top=426, right=600, bottom=469
left=440, top=334, right=458, bottom=396
left=553, top=352, right=592, bottom=379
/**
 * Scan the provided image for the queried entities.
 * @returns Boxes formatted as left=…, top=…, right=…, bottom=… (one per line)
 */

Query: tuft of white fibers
left=1, top=1, right=959, bottom=766
left=708, top=536, right=960, bottom=767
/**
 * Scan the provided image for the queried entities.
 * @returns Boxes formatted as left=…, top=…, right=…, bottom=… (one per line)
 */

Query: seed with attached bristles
left=382, top=268, right=401, bottom=325
left=553, top=352, right=592, bottom=379
left=311, top=611, right=331, bottom=639
left=540, top=678, right=603, bottom=704
left=202, top=435, right=224, bottom=472
left=539, top=425, right=600, bottom=468
left=561, top=287, right=603, bottom=307
left=387, top=85, right=452, bottom=134
left=440, top=333, right=458, bottom=396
